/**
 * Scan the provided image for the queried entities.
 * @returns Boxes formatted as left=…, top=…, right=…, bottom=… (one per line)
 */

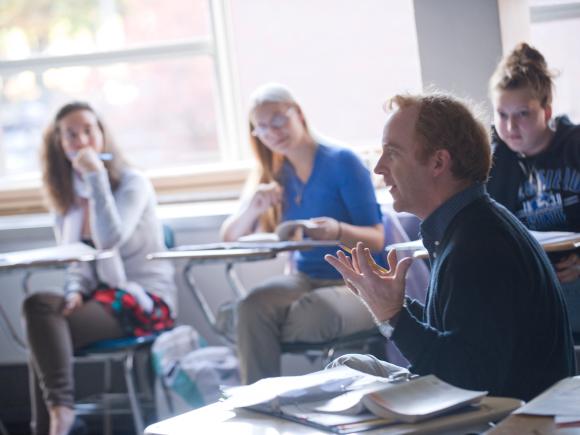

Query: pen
left=339, top=245, right=389, bottom=274
left=66, top=152, right=113, bottom=161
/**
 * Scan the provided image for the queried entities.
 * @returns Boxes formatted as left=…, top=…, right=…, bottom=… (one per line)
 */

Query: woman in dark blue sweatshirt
left=487, top=42, right=580, bottom=337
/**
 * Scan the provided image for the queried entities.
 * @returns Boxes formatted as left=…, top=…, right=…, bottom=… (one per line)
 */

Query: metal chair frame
left=74, top=335, right=161, bottom=435
left=183, top=254, right=384, bottom=364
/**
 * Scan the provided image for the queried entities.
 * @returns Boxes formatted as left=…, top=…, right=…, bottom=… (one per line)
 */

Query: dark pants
left=22, top=292, right=124, bottom=435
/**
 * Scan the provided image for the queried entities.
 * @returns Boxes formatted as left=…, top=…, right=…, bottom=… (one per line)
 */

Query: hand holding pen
left=69, top=148, right=108, bottom=174
left=339, top=244, right=389, bottom=274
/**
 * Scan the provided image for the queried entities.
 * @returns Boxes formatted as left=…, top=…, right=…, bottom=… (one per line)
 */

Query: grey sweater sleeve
left=54, top=215, right=97, bottom=297
left=85, top=170, right=150, bottom=250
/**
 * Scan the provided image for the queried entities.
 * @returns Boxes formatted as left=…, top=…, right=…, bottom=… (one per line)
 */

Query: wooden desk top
left=486, top=414, right=580, bottom=435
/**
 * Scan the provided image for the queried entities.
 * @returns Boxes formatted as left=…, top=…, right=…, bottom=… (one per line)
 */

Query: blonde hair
left=40, top=102, right=128, bottom=215
left=489, top=42, right=555, bottom=107
left=247, top=83, right=310, bottom=231
left=386, top=93, right=491, bottom=183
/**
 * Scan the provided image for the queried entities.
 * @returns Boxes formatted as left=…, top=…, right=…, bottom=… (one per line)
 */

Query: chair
left=281, top=328, right=386, bottom=366
left=74, top=335, right=159, bottom=435
left=573, top=332, right=580, bottom=375
left=73, top=224, right=176, bottom=435
left=185, top=256, right=387, bottom=369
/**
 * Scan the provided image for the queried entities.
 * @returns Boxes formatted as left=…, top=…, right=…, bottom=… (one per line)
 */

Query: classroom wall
left=413, top=0, right=504, bottom=120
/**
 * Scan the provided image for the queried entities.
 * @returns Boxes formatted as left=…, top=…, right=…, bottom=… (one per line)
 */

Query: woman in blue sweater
left=221, top=83, right=384, bottom=384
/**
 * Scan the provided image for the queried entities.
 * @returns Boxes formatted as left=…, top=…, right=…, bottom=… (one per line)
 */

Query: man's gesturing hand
left=325, top=242, right=413, bottom=322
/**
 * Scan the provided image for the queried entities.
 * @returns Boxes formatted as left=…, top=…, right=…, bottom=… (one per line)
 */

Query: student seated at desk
left=220, top=83, right=384, bottom=384
left=22, top=102, right=176, bottom=435
left=325, top=92, right=576, bottom=401
left=487, top=43, right=580, bottom=336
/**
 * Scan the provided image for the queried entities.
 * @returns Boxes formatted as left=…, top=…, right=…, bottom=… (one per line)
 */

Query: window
left=0, top=0, right=422, bottom=215
left=529, top=0, right=580, bottom=122
left=0, top=0, right=243, bottom=213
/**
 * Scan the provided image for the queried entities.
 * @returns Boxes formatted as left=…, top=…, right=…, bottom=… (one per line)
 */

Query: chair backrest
left=163, top=224, right=175, bottom=249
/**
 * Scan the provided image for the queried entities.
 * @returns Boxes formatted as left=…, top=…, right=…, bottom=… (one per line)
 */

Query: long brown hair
left=489, top=42, right=555, bottom=108
left=247, top=83, right=311, bottom=231
left=40, top=101, right=128, bottom=215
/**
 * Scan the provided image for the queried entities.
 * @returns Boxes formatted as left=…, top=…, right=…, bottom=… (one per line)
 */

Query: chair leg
left=103, top=357, right=113, bottom=435
left=160, top=378, right=175, bottom=415
left=124, top=350, right=145, bottom=435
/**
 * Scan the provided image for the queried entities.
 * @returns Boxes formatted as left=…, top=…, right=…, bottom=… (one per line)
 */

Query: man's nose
left=374, top=155, right=388, bottom=174
left=506, top=116, right=517, bottom=132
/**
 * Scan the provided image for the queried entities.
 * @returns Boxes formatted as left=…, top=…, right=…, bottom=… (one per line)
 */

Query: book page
left=237, top=232, right=280, bottom=243
left=529, top=230, right=580, bottom=252
left=222, top=366, right=370, bottom=410
left=313, top=380, right=394, bottom=415
left=514, top=377, right=580, bottom=416
left=275, top=219, right=320, bottom=241
left=362, top=375, right=487, bottom=423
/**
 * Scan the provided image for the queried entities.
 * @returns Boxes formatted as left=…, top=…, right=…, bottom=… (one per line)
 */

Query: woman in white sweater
left=23, top=102, right=176, bottom=435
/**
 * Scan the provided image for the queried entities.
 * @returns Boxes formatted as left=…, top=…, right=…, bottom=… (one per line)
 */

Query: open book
left=238, top=219, right=320, bottom=243
left=222, top=366, right=488, bottom=433
left=313, top=374, right=486, bottom=423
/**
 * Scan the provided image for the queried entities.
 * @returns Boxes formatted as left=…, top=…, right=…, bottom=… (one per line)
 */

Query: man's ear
left=431, top=149, right=452, bottom=177
left=544, top=103, right=552, bottom=123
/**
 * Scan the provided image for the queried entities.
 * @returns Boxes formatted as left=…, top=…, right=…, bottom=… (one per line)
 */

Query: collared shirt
left=420, top=183, right=486, bottom=259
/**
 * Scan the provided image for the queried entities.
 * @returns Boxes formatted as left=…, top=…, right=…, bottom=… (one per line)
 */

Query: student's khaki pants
left=236, top=273, right=376, bottom=384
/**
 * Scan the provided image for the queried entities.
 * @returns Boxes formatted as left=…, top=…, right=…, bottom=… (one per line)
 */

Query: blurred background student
left=23, top=102, right=176, bottom=435
left=487, top=43, right=580, bottom=335
left=221, top=83, right=384, bottom=384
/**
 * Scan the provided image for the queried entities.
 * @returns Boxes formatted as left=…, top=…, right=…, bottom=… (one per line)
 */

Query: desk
left=144, top=396, right=522, bottom=435
left=0, top=243, right=112, bottom=350
left=387, top=231, right=580, bottom=260
left=147, top=241, right=338, bottom=341
left=487, top=414, right=561, bottom=434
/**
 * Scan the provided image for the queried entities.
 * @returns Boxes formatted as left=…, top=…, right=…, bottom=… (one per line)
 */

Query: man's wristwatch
left=377, top=318, right=396, bottom=339
left=377, top=301, right=406, bottom=339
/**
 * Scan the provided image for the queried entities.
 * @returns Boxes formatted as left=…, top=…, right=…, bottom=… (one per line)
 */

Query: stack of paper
left=514, top=376, right=580, bottom=428
left=222, top=366, right=490, bottom=433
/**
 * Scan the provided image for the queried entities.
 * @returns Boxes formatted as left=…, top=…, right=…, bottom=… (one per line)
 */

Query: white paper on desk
left=222, top=366, right=366, bottom=409
left=0, top=242, right=98, bottom=266
left=529, top=230, right=580, bottom=245
left=313, top=380, right=394, bottom=414
left=515, top=377, right=580, bottom=416
left=555, top=415, right=580, bottom=425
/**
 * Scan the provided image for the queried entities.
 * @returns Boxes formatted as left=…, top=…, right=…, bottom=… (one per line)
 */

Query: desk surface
left=0, top=242, right=112, bottom=271
left=147, top=248, right=277, bottom=262
left=145, top=396, right=522, bottom=435
left=388, top=231, right=580, bottom=260
left=147, top=240, right=340, bottom=263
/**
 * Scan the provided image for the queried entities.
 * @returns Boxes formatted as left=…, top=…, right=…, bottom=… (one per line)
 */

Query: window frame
left=0, top=0, right=246, bottom=215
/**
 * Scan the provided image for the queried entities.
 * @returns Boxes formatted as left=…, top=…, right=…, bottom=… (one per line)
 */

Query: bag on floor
left=152, top=325, right=240, bottom=410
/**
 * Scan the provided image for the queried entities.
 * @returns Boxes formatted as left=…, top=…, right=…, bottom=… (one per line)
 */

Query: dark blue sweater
left=392, top=194, right=575, bottom=401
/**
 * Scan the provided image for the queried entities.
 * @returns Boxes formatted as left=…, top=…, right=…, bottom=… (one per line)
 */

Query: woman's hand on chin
left=72, top=148, right=105, bottom=174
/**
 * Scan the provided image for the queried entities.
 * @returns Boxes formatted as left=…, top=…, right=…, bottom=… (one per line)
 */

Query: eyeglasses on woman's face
left=251, top=107, right=296, bottom=138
